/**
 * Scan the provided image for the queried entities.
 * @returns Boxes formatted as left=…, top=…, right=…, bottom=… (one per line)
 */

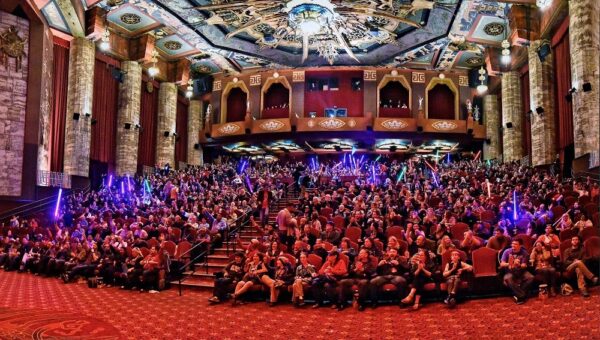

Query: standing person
left=208, top=252, right=245, bottom=304
left=500, top=239, right=534, bottom=304
left=257, top=186, right=273, bottom=227
left=276, top=202, right=294, bottom=245
left=562, top=236, right=599, bottom=297
left=442, top=250, right=472, bottom=307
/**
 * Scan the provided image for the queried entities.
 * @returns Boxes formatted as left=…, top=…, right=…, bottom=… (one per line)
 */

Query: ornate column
left=483, top=95, right=500, bottom=160
left=528, top=40, right=556, bottom=166
left=187, top=100, right=203, bottom=166
left=501, top=71, right=523, bottom=162
left=155, top=82, right=177, bottom=167
left=115, top=61, right=142, bottom=176
left=569, top=0, right=600, bottom=160
left=63, top=37, right=95, bottom=177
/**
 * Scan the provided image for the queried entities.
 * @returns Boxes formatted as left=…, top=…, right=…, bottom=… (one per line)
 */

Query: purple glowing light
left=54, top=188, right=62, bottom=217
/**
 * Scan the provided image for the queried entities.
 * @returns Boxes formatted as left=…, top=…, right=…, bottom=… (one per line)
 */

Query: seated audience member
left=339, top=238, right=357, bottom=263
left=573, top=214, right=593, bottom=233
left=442, top=250, right=472, bottom=307
left=529, top=241, right=558, bottom=297
left=369, top=247, right=408, bottom=309
left=536, top=225, right=560, bottom=249
left=437, top=235, right=456, bottom=256
left=232, top=253, right=269, bottom=305
left=292, top=253, right=317, bottom=306
left=209, top=252, right=245, bottom=304
left=562, top=236, right=599, bottom=298
left=263, top=257, right=294, bottom=306
left=402, top=248, right=436, bottom=310
left=338, top=249, right=376, bottom=311
left=139, top=246, right=162, bottom=292
left=311, top=251, right=348, bottom=308
left=500, top=239, right=534, bottom=304
left=487, top=228, right=511, bottom=251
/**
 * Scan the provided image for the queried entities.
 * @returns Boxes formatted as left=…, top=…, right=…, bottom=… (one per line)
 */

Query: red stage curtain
left=49, top=41, right=69, bottom=172
left=520, top=71, right=532, bottom=158
left=552, top=24, right=573, bottom=155
left=428, top=84, right=455, bottom=119
left=226, top=88, right=247, bottom=122
left=304, top=70, right=364, bottom=117
left=138, top=82, right=159, bottom=168
left=175, top=98, right=189, bottom=165
left=90, top=59, right=119, bottom=170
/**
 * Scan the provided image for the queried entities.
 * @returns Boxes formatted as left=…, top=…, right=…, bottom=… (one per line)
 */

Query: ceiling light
left=391, top=70, right=398, bottom=76
left=298, top=19, right=321, bottom=36
left=501, top=39, right=511, bottom=64
left=477, top=66, right=487, bottom=94
left=233, top=77, right=239, bottom=83
left=99, top=28, right=110, bottom=51
left=536, top=0, right=552, bottom=9
left=273, top=72, right=280, bottom=78
left=148, top=49, right=159, bottom=77
left=185, top=79, right=194, bottom=98
left=439, top=73, right=445, bottom=79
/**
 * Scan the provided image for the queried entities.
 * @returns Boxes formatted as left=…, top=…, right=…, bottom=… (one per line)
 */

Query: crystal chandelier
left=99, top=28, right=110, bottom=51
left=148, top=49, right=159, bottom=77
left=501, top=39, right=511, bottom=64
left=185, top=79, right=194, bottom=98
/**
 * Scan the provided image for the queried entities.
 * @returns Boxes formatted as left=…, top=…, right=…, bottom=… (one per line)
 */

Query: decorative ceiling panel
left=467, top=15, right=507, bottom=45
left=41, top=1, right=71, bottom=34
left=155, top=34, right=197, bottom=57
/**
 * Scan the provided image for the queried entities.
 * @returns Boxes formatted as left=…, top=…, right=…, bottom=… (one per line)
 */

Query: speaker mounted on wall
left=506, top=122, right=513, bottom=129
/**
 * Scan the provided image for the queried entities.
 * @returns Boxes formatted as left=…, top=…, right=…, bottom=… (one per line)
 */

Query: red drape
left=262, top=83, right=289, bottom=118
left=138, top=82, right=159, bottom=168
left=226, top=88, right=247, bottom=122
left=175, top=98, right=189, bottom=165
left=49, top=41, right=69, bottom=172
left=552, top=25, right=573, bottom=155
left=90, top=59, right=119, bottom=170
left=304, top=70, right=364, bottom=117
left=428, top=84, right=455, bottom=119
left=520, top=71, right=532, bottom=157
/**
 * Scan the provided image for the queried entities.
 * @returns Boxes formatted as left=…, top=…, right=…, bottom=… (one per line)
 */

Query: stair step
left=171, top=278, right=214, bottom=290
left=206, top=255, right=231, bottom=265
left=194, top=262, right=226, bottom=273
left=182, top=272, right=215, bottom=282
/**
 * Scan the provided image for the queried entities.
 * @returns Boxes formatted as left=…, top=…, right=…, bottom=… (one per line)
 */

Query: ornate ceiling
left=40, top=0, right=510, bottom=75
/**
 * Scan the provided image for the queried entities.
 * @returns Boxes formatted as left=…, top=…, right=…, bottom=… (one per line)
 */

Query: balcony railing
left=36, top=170, right=71, bottom=188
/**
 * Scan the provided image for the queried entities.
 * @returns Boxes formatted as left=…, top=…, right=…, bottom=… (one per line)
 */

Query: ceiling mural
left=41, top=0, right=509, bottom=74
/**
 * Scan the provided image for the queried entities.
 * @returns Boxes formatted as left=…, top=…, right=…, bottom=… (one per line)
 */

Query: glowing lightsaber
left=513, top=190, right=518, bottom=220
left=424, top=160, right=436, bottom=172
left=473, top=150, right=481, bottom=161
left=396, top=166, right=407, bottom=184
left=371, top=164, right=376, bottom=183
left=108, top=175, right=113, bottom=187
left=245, top=176, right=254, bottom=193
left=121, top=181, right=125, bottom=195
left=486, top=179, right=491, bottom=198
left=432, top=171, right=439, bottom=187
left=54, top=188, right=62, bottom=217
left=126, top=174, right=132, bottom=192
left=447, top=153, right=450, bottom=163
left=375, top=155, right=382, bottom=162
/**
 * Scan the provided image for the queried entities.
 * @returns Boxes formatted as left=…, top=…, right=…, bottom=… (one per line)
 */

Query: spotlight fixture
left=85, top=112, right=91, bottom=117
left=193, top=143, right=201, bottom=150
left=134, top=123, right=141, bottom=130
left=506, top=122, right=513, bottom=128
left=439, top=73, right=445, bottom=79
left=391, top=70, right=399, bottom=76
left=172, top=132, right=179, bottom=138
left=99, top=28, right=110, bottom=51
left=501, top=39, right=511, bottom=64
left=334, top=145, right=342, bottom=152
left=73, top=113, right=80, bottom=120
left=124, top=123, right=132, bottom=130
left=91, top=118, right=97, bottom=125
left=476, top=66, right=488, bottom=94
left=185, top=79, right=194, bottom=98
left=147, top=49, right=159, bottom=77
left=163, top=131, right=170, bottom=137
left=389, top=145, right=397, bottom=152
left=536, top=106, right=544, bottom=114
left=273, top=71, right=280, bottom=78
left=582, top=82, right=592, bottom=92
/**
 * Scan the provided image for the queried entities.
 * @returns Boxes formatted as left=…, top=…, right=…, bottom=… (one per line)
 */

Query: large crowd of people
left=0, top=155, right=598, bottom=309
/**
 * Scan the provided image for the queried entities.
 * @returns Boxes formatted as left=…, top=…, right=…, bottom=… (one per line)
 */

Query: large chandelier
left=197, top=0, right=436, bottom=65
left=477, top=66, right=488, bottom=94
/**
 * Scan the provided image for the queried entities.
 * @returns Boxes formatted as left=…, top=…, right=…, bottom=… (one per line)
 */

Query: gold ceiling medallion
left=483, top=22, right=504, bottom=36
left=0, top=26, right=27, bottom=71
left=195, top=0, right=448, bottom=65
left=163, top=41, right=183, bottom=51
left=120, top=13, right=142, bottom=25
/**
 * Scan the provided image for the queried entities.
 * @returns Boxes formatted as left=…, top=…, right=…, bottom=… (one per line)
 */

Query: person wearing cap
left=209, top=252, right=245, bottom=304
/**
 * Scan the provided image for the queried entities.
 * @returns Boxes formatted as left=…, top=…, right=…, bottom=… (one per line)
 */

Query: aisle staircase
left=173, top=188, right=294, bottom=291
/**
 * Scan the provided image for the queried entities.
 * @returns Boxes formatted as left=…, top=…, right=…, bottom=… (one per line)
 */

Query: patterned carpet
left=0, top=272, right=599, bottom=339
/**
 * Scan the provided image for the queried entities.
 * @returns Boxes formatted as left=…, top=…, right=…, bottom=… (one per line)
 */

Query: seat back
left=344, top=226, right=362, bottom=243
left=386, top=226, right=404, bottom=240
left=171, top=228, right=182, bottom=242
left=559, top=239, right=572, bottom=262
left=583, top=203, right=598, bottom=218
left=174, top=241, right=192, bottom=260
left=320, top=207, right=333, bottom=219
left=161, top=240, right=176, bottom=257
left=450, top=222, right=470, bottom=242
left=480, top=210, right=496, bottom=223
left=559, top=228, right=579, bottom=241
left=147, top=238, right=159, bottom=249
left=307, top=253, right=323, bottom=271
left=282, top=253, right=297, bottom=266
left=333, top=216, right=346, bottom=230
left=472, top=247, right=498, bottom=277
left=578, top=195, right=591, bottom=206
left=584, top=236, right=600, bottom=259
left=551, top=206, right=566, bottom=222
left=564, top=196, right=577, bottom=209
left=318, top=216, right=328, bottom=228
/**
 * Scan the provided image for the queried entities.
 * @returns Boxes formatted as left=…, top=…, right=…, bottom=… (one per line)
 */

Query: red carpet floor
left=0, top=272, right=599, bottom=339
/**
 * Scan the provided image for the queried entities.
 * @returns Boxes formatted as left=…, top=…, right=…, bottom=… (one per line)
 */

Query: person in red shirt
left=311, top=251, right=348, bottom=308
left=257, top=186, right=273, bottom=227
left=140, top=247, right=162, bottom=292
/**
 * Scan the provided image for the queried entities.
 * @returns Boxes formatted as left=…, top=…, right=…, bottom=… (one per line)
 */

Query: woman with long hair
left=232, top=252, right=268, bottom=305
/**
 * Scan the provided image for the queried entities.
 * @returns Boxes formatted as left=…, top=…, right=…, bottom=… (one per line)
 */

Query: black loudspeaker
left=164, top=131, right=170, bottom=137
left=245, top=128, right=251, bottom=134
left=124, top=123, right=132, bottom=130
left=467, top=128, right=473, bottom=135
left=193, top=143, right=200, bottom=150
left=351, top=78, right=362, bottom=91
left=390, top=145, right=397, bottom=152
left=417, top=126, right=423, bottom=132
left=582, top=82, right=592, bottom=92
left=334, top=145, right=342, bottom=152
left=506, top=122, right=513, bottom=128
left=485, top=138, right=491, bottom=144
left=537, top=42, right=551, bottom=62
left=366, top=125, right=373, bottom=131
left=195, top=75, right=214, bottom=95
left=111, top=68, right=124, bottom=83
left=536, top=106, right=544, bottom=114
left=73, top=113, right=80, bottom=120
left=91, top=119, right=97, bottom=126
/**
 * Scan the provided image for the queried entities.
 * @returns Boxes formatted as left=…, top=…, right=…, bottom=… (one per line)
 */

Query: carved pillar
left=115, top=61, right=142, bottom=176
left=187, top=100, right=203, bottom=165
left=483, top=95, right=500, bottom=160
left=528, top=40, right=556, bottom=166
left=569, top=0, right=600, bottom=160
left=501, top=71, right=523, bottom=162
left=63, top=37, right=95, bottom=177
left=155, top=82, right=177, bottom=167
